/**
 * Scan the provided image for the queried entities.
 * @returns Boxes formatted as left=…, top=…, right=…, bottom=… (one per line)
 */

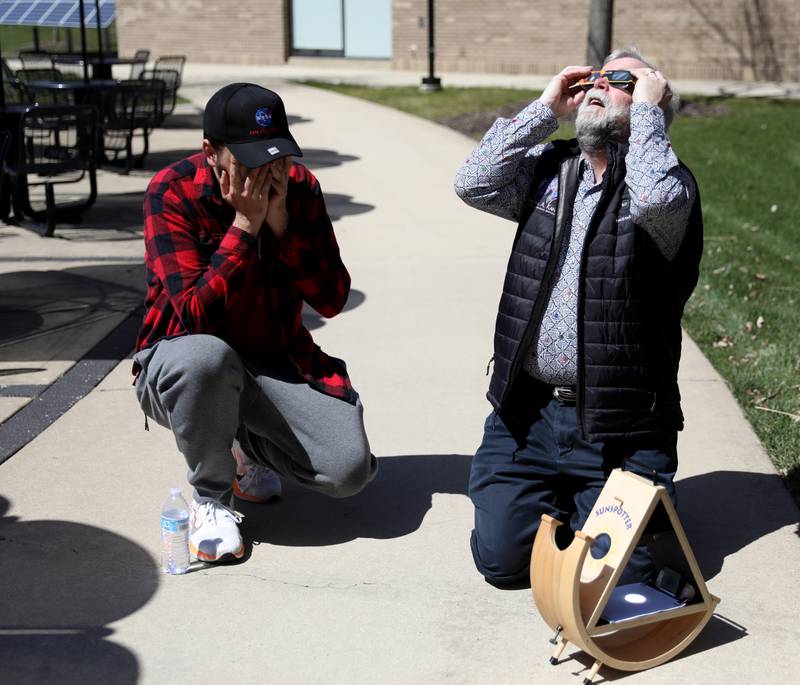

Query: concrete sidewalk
left=0, top=69, right=798, bottom=684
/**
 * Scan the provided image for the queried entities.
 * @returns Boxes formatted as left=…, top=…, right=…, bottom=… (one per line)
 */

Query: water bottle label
left=161, top=516, right=188, bottom=533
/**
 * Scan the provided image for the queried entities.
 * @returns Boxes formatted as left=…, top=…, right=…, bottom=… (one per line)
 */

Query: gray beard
left=575, top=94, right=631, bottom=154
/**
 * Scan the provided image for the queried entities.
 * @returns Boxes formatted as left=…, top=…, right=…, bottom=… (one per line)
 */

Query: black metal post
left=586, top=0, right=614, bottom=66
left=420, top=0, right=442, bottom=92
left=0, top=35, right=5, bottom=109
left=94, top=0, right=103, bottom=58
left=79, top=0, right=89, bottom=82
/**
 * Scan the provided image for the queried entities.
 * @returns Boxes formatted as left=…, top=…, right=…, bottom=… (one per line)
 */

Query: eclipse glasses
left=570, top=70, right=638, bottom=93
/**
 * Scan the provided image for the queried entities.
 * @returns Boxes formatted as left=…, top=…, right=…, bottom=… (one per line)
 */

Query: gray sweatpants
left=133, top=334, right=377, bottom=502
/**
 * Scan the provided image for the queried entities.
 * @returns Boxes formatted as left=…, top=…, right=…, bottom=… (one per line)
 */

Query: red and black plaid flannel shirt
left=134, top=152, right=356, bottom=403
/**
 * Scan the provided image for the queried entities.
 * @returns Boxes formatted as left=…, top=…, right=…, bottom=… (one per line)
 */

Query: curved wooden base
left=532, top=510, right=719, bottom=677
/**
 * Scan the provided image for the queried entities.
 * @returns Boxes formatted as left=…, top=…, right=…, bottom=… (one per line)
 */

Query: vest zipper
left=576, top=148, right=623, bottom=439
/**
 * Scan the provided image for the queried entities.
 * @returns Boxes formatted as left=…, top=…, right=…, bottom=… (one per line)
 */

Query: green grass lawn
left=672, top=98, right=800, bottom=496
left=305, top=81, right=800, bottom=498
left=303, top=82, right=538, bottom=121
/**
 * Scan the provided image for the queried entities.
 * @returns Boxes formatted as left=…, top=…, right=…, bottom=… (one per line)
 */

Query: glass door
left=344, top=0, right=391, bottom=59
left=291, top=0, right=344, bottom=56
left=290, top=0, right=391, bottom=59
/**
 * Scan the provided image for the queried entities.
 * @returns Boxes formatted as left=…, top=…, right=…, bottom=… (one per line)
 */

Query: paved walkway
left=179, top=60, right=800, bottom=98
left=0, top=65, right=798, bottom=684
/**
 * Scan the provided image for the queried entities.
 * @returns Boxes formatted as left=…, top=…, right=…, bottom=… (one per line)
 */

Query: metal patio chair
left=100, top=78, right=166, bottom=172
left=4, top=105, right=98, bottom=236
left=129, top=49, right=151, bottom=79
left=152, top=55, right=185, bottom=87
left=15, top=69, right=73, bottom=106
left=2, top=57, right=15, bottom=81
left=16, top=68, right=64, bottom=83
left=49, top=56, right=86, bottom=80
left=0, top=128, right=11, bottom=220
left=3, top=73, right=30, bottom=105
left=18, top=50, right=52, bottom=70
left=140, top=67, right=180, bottom=117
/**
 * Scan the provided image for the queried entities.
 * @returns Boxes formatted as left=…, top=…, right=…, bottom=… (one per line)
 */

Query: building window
left=290, top=0, right=391, bottom=59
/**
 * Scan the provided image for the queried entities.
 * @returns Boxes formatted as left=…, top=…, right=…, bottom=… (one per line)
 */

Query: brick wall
left=116, top=0, right=288, bottom=66
left=392, top=0, right=800, bottom=81
left=115, top=0, right=800, bottom=81
left=612, top=0, right=800, bottom=81
left=393, top=0, right=585, bottom=75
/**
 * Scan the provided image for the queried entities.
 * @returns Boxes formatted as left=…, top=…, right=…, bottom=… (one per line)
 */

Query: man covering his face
left=133, top=84, right=376, bottom=563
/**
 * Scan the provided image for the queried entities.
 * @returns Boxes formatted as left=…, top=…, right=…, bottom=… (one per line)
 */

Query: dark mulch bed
left=436, top=101, right=531, bottom=139
left=678, top=99, right=732, bottom=118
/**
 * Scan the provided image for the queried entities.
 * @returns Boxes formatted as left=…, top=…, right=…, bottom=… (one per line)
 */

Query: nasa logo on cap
left=203, top=83, right=303, bottom=166
left=255, top=108, right=273, bottom=128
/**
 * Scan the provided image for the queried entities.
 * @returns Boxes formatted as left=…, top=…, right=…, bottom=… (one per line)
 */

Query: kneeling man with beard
left=454, top=47, right=702, bottom=587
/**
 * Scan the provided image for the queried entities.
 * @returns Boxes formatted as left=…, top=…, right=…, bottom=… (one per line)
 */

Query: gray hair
left=603, top=46, right=679, bottom=128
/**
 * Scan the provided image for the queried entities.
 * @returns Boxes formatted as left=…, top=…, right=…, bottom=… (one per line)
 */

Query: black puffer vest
left=488, top=140, right=703, bottom=441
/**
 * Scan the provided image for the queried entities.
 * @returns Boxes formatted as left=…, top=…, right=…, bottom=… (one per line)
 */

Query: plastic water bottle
left=161, top=487, right=190, bottom=574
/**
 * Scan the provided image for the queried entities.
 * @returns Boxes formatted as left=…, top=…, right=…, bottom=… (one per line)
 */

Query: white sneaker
left=189, top=499, right=244, bottom=562
left=232, top=440, right=282, bottom=503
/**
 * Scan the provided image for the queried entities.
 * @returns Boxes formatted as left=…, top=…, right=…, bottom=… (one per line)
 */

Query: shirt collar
left=578, top=151, right=609, bottom=189
left=193, top=155, right=223, bottom=203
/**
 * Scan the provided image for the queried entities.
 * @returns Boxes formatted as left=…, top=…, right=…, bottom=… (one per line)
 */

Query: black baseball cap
left=203, top=83, right=303, bottom=168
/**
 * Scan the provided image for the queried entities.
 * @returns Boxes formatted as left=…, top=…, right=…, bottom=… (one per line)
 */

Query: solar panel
left=0, top=1, right=116, bottom=29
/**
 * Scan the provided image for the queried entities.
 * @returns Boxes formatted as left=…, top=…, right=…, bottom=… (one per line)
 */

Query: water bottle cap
left=170, top=486, right=182, bottom=496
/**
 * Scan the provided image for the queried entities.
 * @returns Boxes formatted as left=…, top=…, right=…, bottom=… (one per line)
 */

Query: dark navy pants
left=469, top=387, right=678, bottom=587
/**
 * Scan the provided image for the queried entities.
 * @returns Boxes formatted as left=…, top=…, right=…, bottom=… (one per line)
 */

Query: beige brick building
left=116, top=0, right=800, bottom=81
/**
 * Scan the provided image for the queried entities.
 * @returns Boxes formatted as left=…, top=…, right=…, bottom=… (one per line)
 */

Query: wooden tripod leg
left=582, top=659, right=602, bottom=684
left=549, top=638, right=568, bottom=665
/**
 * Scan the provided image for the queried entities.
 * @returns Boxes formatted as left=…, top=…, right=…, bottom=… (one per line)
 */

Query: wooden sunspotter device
left=530, top=468, right=720, bottom=683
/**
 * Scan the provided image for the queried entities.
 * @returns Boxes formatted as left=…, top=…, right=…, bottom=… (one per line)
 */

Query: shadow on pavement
left=324, top=192, right=374, bottom=223
left=678, top=470, right=800, bottom=580
left=107, top=145, right=358, bottom=175
left=679, top=612, right=748, bottom=658
left=302, top=288, right=366, bottom=331
left=242, top=454, right=471, bottom=547
left=0, top=265, right=144, bottom=363
left=301, top=147, right=359, bottom=169
left=0, top=496, right=158, bottom=684
left=134, top=148, right=203, bottom=174
left=287, top=114, right=313, bottom=126
left=10, top=189, right=149, bottom=240
left=63, top=191, right=148, bottom=237
left=95, top=151, right=372, bottom=229
left=20, top=172, right=372, bottom=240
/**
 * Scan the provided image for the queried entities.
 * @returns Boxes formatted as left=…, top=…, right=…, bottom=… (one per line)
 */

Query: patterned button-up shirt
left=455, top=100, right=696, bottom=385
left=135, top=152, right=356, bottom=403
